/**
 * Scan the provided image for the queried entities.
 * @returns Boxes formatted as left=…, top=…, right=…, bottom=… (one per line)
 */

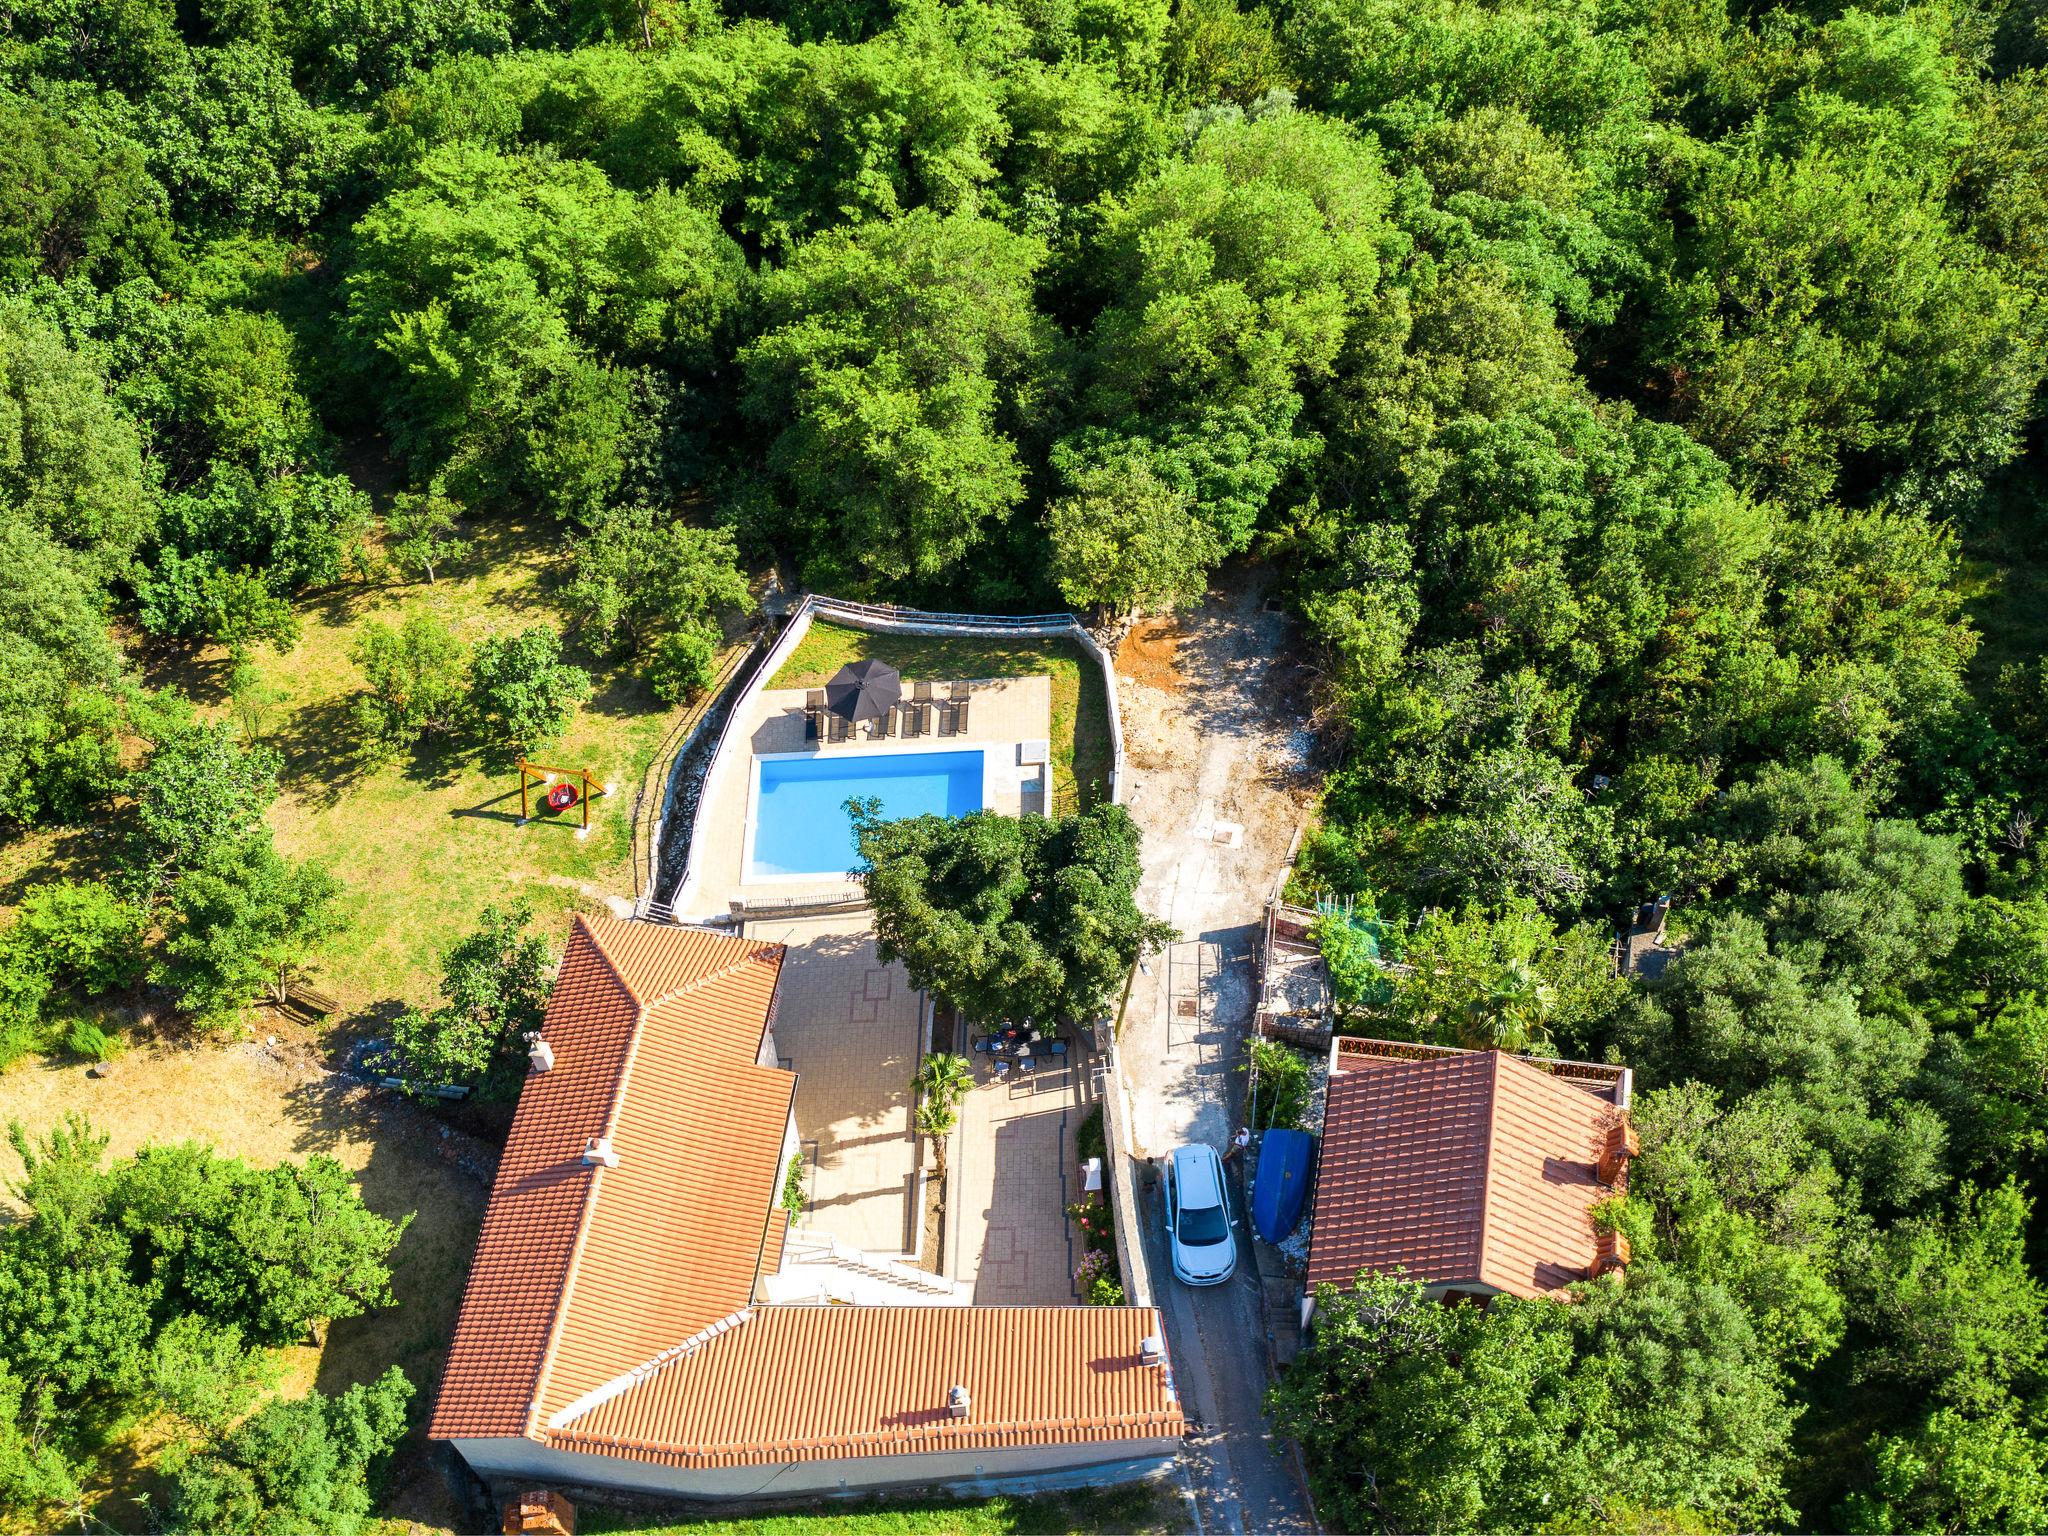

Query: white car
left=1163, top=1143, right=1238, bottom=1286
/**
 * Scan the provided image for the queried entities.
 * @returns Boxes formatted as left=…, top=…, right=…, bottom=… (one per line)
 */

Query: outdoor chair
left=913, top=680, right=936, bottom=705
left=877, top=708, right=898, bottom=739
left=901, top=701, right=925, bottom=738
left=804, top=690, right=826, bottom=743
left=1043, top=1039, right=1069, bottom=1061
left=827, top=712, right=850, bottom=744
left=972, top=1036, right=997, bottom=1054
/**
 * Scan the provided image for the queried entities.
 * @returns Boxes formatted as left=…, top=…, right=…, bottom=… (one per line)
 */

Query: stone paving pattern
left=949, top=1041, right=1095, bottom=1306
left=743, top=913, right=922, bottom=1256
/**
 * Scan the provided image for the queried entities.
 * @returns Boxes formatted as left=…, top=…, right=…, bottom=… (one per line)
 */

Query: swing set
left=516, top=759, right=611, bottom=837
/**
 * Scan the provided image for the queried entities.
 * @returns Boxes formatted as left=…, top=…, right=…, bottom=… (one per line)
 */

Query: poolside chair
left=878, top=706, right=898, bottom=739
left=803, top=689, right=826, bottom=744
left=901, top=699, right=925, bottom=738
left=827, top=712, right=849, bottom=745
left=948, top=680, right=971, bottom=735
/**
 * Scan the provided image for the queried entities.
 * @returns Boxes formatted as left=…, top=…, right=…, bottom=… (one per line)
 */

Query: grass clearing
left=0, top=1041, right=487, bottom=1532
left=168, top=515, right=682, bottom=1023
left=580, top=1480, right=1190, bottom=1536
left=770, top=621, right=1113, bottom=815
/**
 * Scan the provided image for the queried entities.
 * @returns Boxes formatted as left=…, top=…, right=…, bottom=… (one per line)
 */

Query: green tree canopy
left=857, top=801, right=1174, bottom=1024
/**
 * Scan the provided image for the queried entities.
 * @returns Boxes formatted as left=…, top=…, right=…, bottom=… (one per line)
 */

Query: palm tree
left=914, top=1051, right=973, bottom=1110
left=916, top=1098, right=956, bottom=1182
left=1463, top=961, right=1556, bottom=1053
left=912, top=1052, right=972, bottom=1185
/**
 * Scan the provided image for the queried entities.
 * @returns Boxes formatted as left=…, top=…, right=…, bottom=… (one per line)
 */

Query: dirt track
left=1113, top=568, right=1320, bottom=1536
left=1115, top=570, right=1315, bottom=1157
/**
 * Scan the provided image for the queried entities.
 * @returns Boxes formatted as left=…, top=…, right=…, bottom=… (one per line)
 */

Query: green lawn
left=770, top=620, right=1114, bottom=816
left=579, top=1482, right=1189, bottom=1536
left=174, top=515, right=688, bottom=1023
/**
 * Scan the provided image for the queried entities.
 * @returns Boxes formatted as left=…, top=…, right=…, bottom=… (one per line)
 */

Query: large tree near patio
left=854, top=803, right=1174, bottom=1027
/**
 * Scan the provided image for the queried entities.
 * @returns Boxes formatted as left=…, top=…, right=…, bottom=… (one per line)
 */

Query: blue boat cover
left=1251, top=1128, right=1315, bottom=1244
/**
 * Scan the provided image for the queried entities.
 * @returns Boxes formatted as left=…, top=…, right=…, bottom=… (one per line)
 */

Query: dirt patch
left=1118, top=616, right=1190, bottom=695
left=0, top=1042, right=491, bottom=1533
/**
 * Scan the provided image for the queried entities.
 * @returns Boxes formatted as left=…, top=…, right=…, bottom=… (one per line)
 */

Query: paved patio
left=947, top=1040, right=1096, bottom=1305
left=678, top=675, right=1052, bottom=920
left=744, top=913, right=922, bottom=1256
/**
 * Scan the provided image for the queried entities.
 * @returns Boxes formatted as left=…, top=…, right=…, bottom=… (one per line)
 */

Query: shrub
left=350, top=611, right=467, bottom=753
left=469, top=625, right=590, bottom=750
left=10, top=879, right=145, bottom=994
left=646, top=624, right=719, bottom=705
left=1246, top=1037, right=1313, bottom=1131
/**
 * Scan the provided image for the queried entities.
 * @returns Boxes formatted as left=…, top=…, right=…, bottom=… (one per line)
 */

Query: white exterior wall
left=449, top=1435, right=1181, bottom=1502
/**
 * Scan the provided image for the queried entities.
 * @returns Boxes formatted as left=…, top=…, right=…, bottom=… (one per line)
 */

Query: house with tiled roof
left=1303, top=1037, right=1636, bottom=1311
left=429, top=913, right=1183, bottom=1503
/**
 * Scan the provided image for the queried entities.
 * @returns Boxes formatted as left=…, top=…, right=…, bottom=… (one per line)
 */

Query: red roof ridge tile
left=545, top=1308, right=758, bottom=1431
left=1474, top=1051, right=1502, bottom=1285
left=521, top=923, right=669, bottom=1435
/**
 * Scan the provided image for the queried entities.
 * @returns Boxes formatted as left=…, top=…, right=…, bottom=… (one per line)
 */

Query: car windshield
left=1178, top=1200, right=1229, bottom=1246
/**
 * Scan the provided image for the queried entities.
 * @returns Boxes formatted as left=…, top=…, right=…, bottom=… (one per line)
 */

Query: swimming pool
left=745, top=749, right=986, bottom=880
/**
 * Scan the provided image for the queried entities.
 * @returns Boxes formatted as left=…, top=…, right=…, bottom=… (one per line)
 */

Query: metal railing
left=662, top=592, right=1131, bottom=917
left=1330, top=1034, right=1633, bottom=1107
left=807, top=595, right=1079, bottom=631
left=630, top=637, right=763, bottom=909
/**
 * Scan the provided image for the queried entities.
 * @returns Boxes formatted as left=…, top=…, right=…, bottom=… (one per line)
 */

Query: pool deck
left=677, top=675, right=1052, bottom=922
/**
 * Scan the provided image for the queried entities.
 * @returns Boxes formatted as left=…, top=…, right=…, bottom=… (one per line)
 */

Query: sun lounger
left=804, top=690, right=826, bottom=743
left=901, top=700, right=925, bottom=738
left=827, top=712, right=849, bottom=744
left=878, top=707, right=898, bottom=739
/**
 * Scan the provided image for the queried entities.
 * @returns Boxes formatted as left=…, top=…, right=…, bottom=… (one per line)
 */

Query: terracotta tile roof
left=1307, top=1047, right=1626, bottom=1300
left=432, top=915, right=1183, bottom=1463
left=430, top=914, right=787, bottom=1440
left=544, top=1306, right=1182, bottom=1467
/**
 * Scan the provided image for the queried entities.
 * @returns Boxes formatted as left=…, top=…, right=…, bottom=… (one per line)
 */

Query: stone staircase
left=769, top=1229, right=971, bottom=1306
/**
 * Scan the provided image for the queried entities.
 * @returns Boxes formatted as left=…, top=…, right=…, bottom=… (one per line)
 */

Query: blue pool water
left=747, top=750, right=985, bottom=878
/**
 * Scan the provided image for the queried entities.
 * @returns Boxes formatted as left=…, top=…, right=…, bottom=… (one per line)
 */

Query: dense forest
left=2, top=0, right=2048, bottom=1521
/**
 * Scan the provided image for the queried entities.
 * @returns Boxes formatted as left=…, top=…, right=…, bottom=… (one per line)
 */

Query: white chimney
left=1140, top=1334, right=1164, bottom=1367
left=529, top=1038, right=556, bottom=1073
left=582, top=1136, right=619, bottom=1169
left=947, top=1385, right=971, bottom=1418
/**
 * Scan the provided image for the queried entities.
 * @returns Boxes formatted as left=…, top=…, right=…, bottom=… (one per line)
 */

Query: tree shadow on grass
left=136, top=636, right=236, bottom=706
left=396, top=734, right=477, bottom=793
left=583, top=664, right=660, bottom=721
left=272, top=694, right=375, bottom=810
left=0, top=822, right=124, bottom=902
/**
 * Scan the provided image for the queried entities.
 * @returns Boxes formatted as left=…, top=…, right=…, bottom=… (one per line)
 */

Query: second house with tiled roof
left=1303, top=1036, right=1637, bottom=1314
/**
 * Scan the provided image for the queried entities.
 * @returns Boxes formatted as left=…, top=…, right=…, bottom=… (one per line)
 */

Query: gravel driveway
left=1111, top=571, right=1320, bottom=1534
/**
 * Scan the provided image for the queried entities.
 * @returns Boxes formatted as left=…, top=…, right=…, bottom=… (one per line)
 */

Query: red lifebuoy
left=546, top=782, right=580, bottom=811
